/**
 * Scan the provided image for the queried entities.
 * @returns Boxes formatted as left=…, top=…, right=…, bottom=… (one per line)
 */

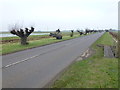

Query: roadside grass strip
left=51, top=32, right=118, bottom=88
left=2, top=34, right=80, bottom=55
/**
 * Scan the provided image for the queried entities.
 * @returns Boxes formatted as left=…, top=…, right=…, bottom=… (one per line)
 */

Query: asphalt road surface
left=2, top=32, right=104, bottom=88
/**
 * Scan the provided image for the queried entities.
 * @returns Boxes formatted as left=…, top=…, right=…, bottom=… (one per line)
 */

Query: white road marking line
left=3, top=54, right=39, bottom=68
left=3, top=45, right=66, bottom=68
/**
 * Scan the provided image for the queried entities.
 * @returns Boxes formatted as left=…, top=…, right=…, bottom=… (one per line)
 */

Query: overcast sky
left=0, top=0, right=119, bottom=31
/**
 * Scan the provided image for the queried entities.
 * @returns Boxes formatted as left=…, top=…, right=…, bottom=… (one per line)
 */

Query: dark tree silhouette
left=49, top=33, right=62, bottom=39
left=105, top=29, right=109, bottom=32
left=70, top=30, right=74, bottom=37
left=56, top=29, right=61, bottom=33
left=49, top=29, right=62, bottom=39
left=10, top=27, right=34, bottom=45
left=84, top=29, right=90, bottom=35
left=77, top=30, right=84, bottom=35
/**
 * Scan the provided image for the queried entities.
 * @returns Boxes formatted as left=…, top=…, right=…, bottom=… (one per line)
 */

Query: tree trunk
left=70, top=33, right=73, bottom=37
left=20, top=36, right=28, bottom=45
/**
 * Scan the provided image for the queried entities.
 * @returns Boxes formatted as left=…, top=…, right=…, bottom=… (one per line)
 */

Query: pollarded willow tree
left=10, top=27, right=34, bottom=45
left=49, top=29, right=62, bottom=39
left=77, top=30, right=84, bottom=35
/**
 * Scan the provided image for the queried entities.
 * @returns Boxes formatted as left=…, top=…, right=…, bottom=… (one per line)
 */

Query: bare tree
left=49, top=29, right=62, bottom=39
left=10, top=26, right=34, bottom=45
left=56, top=29, right=61, bottom=34
left=77, top=30, right=83, bottom=35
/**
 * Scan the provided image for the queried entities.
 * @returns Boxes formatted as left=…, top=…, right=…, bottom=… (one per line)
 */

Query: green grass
left=51, top=32, right=118, bottom=88
left=1, top=35, right=48, bottom=41
left=2, top=34, right=80, bottom=55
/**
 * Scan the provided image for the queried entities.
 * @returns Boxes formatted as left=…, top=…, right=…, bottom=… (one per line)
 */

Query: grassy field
left=1, top=33, right=81, bottom=55
left=51, top=32, right=118, bottom=88
left=1, top=35, right=48, bottom=41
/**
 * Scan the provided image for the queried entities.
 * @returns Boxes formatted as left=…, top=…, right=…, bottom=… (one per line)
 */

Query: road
left=2, top=32, right=104, bottom=88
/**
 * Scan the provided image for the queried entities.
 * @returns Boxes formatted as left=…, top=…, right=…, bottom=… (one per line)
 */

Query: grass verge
left=51, top=32, right=118, bottom=88
left=1, top=35, right=48, bottom=41
left=2, top=34, right=80, bottom=55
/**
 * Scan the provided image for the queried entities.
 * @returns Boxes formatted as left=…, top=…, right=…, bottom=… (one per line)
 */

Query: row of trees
left=10, top=27, right=106, bottom=45
left=49, top=29, right=105, bottom=39
left=71, top=29, right=105, bottom=36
